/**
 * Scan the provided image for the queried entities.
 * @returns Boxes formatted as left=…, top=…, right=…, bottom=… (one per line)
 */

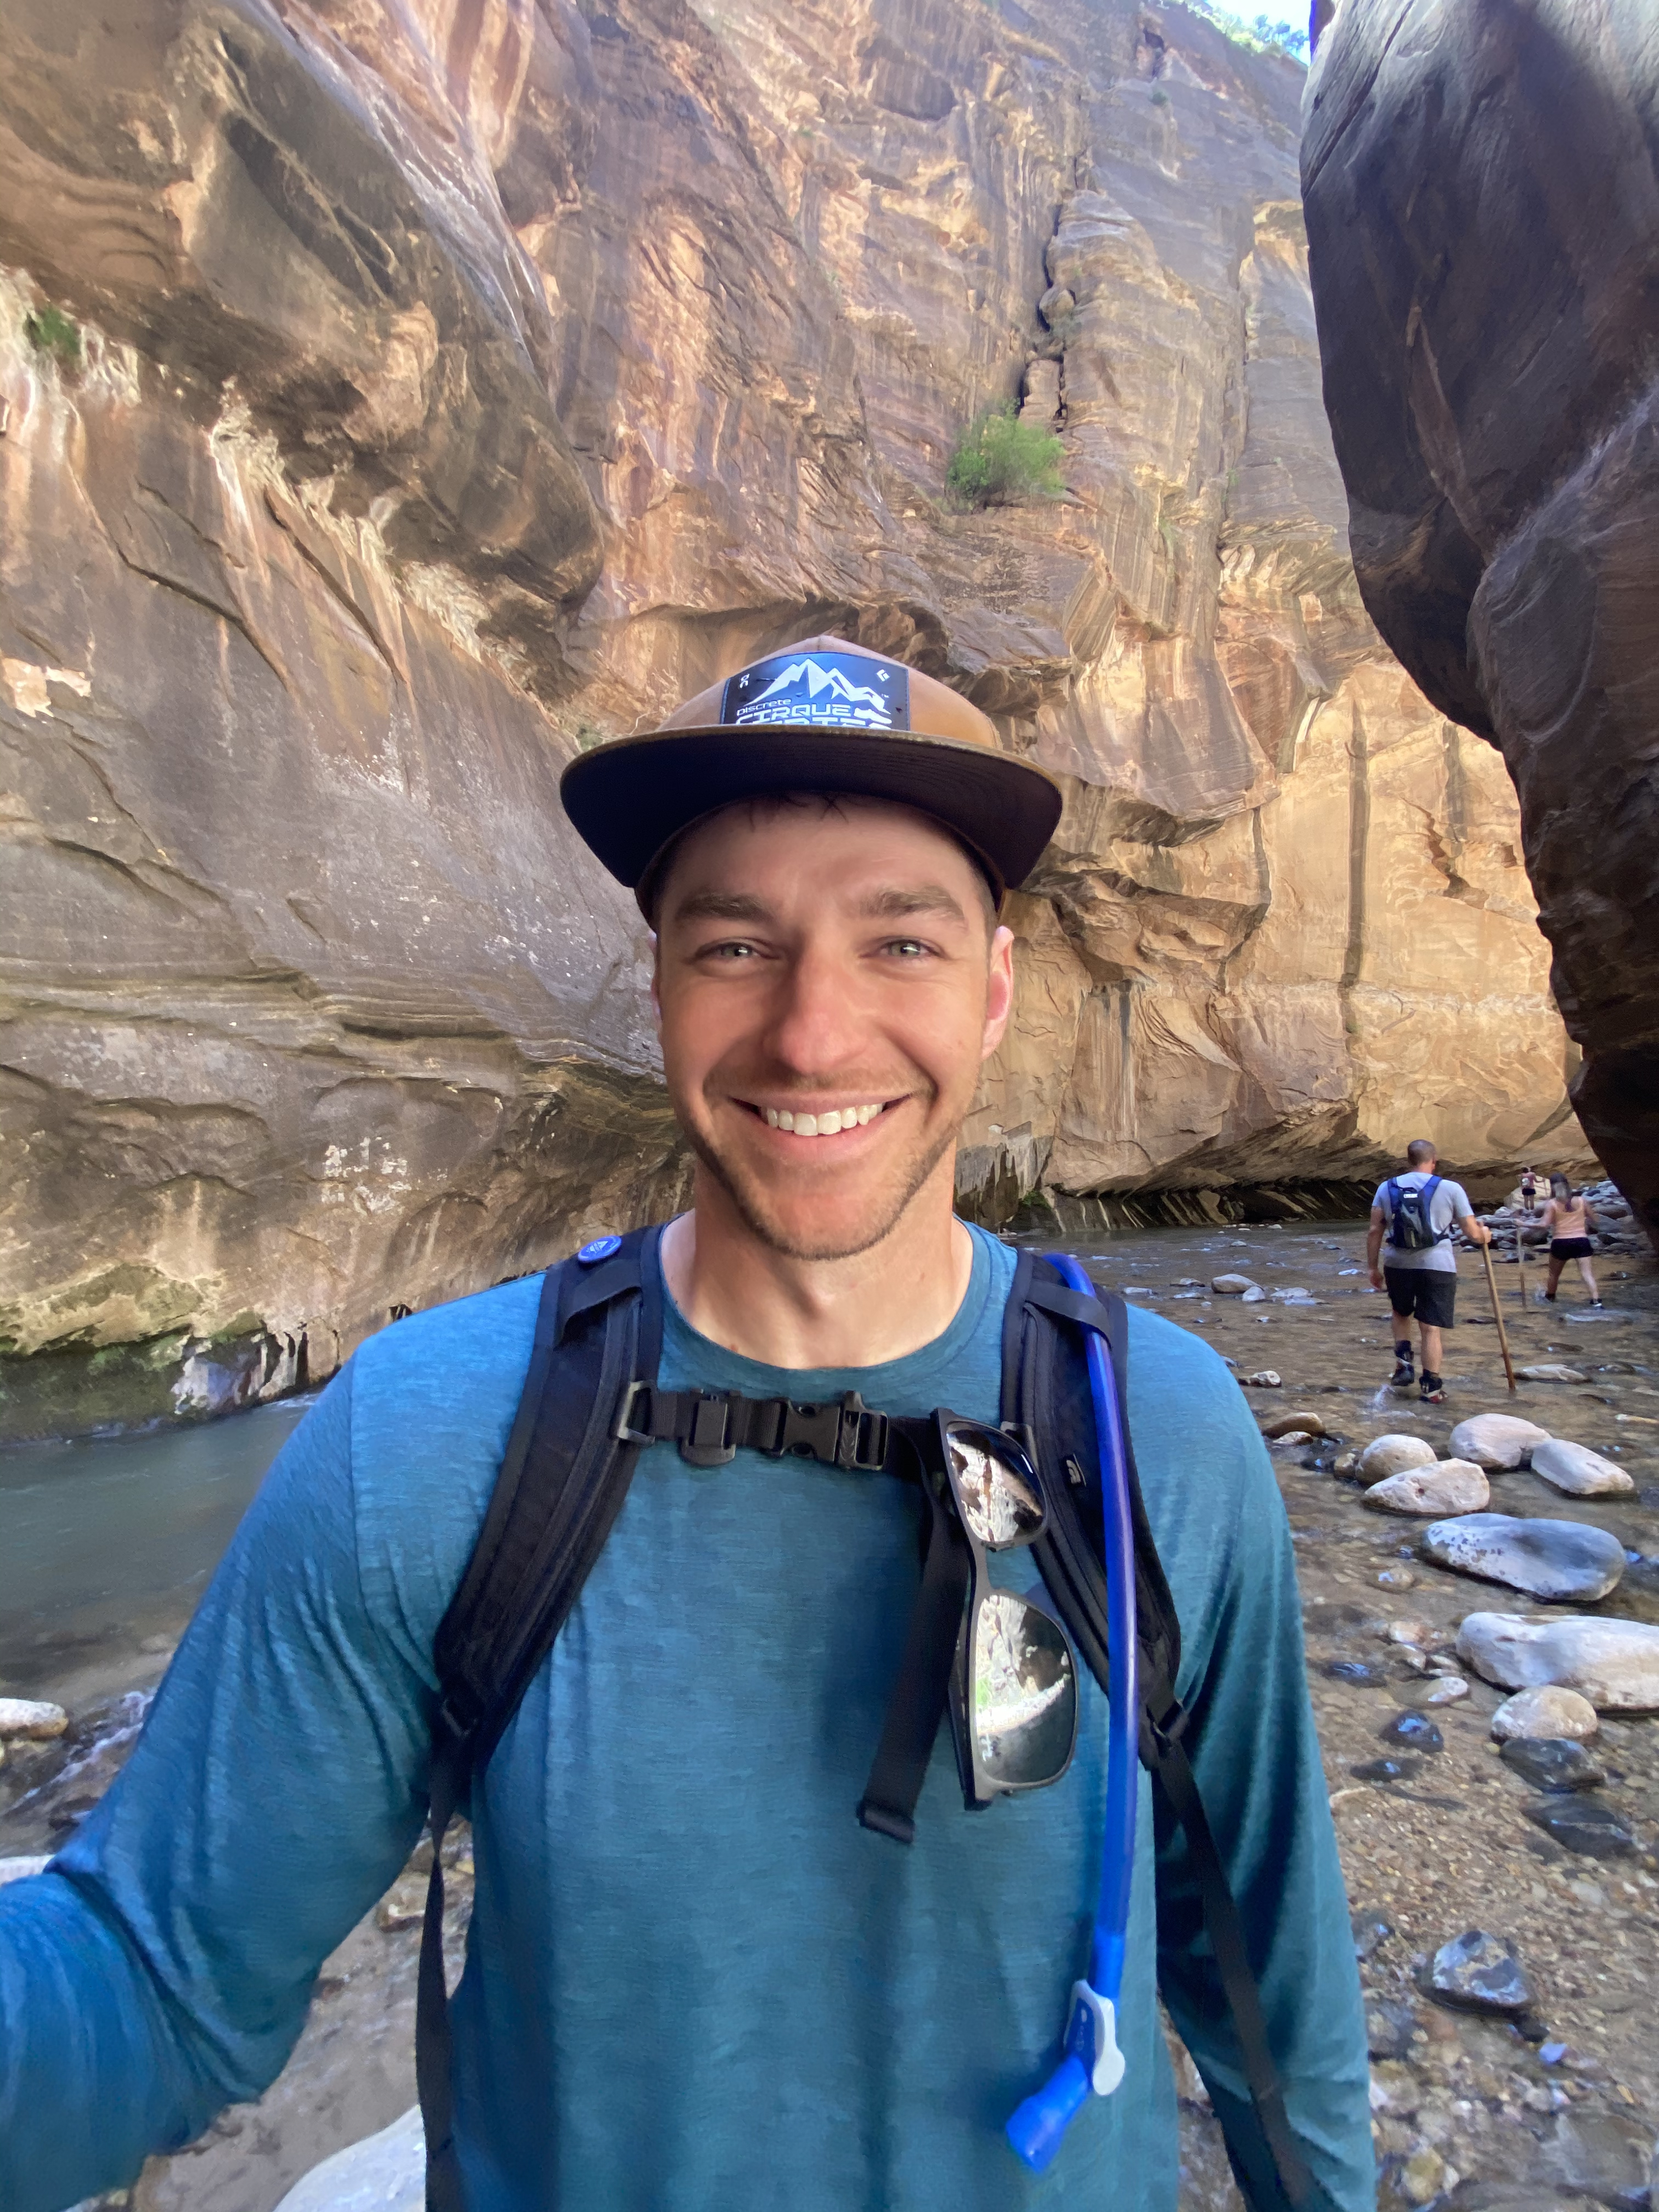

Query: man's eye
left=703, top=940, right=758, bottom=960
left=883, top=938, right=929, bottom=958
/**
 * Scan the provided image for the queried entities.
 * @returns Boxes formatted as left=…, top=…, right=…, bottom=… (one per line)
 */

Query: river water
left=2, top=1216, right=1657, bottom=2212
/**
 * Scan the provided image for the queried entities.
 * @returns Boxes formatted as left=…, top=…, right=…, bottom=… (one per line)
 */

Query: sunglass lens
left=972, top=1590, right=1077, bottom=1787
left=947, top=1430, right=1043, bottom=1547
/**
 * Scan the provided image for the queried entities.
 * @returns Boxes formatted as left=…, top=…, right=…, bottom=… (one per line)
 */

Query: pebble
left=1357, top=1434, right=1437, bottom=1483
left=1499, top=1737, right=1606, bottom=1791
left=1516, top=1364, right=1589, bottom=1384
left=1523, top=1797, right=1638, bottom=1860
left=1423, top=1675, right=1469, bottom=1705
left=1376, top=1566, right=1416, bottom=1589
left=1528, top=1436, right=1635, bottom=1497
left=1211, top=1273, right=1259, bottom=1295
left=1459, top=1613, right=1659, bottom=1711
left=0, top=1699, right=68, bottom=1741
left=1326, top=1658, right=1387, bottom=1686
left=1238, top=1369, right=1282, bottom=1387
left=1351, top=1909, right=1394, bottom=1959
left=1365, top=1998, right=1417, bottom=2061
left=1446, top=1413, right=1551, bottom=1470
left=1380, top=1709, right=1443, bottom=1753
left=1420, top=1514, right=1626, bottom=1601
left=1488, top=1683, right=1602, bottom=1740
left=1362, top=1459, right=1489, bottom=1516
left=1240, top=1286, right=1267, bottom=1304
left=1351, top=1756, right=1419, bottom=1782
left=1261, top=1409, right=1325, bottom=1438
left=1425, top=1929, right=1532, bottom=2015
left=1385, top=1617, right=1436, bottom=1647
left=0, top=1856, right=52, bottom=1887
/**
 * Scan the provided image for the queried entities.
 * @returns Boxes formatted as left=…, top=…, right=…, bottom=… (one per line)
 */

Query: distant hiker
left=1366, top=1139, right=1491, bottom=1403
left=0, top=639, right=1371, bottom=2212
left=1519, top=1165, right=1538, bottom=1214
left=1538, top=1173, right=1601, bottom=1307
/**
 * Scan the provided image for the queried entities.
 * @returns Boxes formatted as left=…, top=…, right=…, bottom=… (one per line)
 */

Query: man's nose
left=765, top=946, right=870, bottom=1074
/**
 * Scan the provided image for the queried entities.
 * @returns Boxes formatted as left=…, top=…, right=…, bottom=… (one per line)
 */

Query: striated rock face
left=1300, top=0, right=1658, bottom=1239
left=1, top=0, right=1587, bottom=1383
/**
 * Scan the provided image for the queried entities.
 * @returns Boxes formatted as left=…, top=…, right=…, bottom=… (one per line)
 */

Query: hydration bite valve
left=1005, top=1982, right=1124, bottom=2173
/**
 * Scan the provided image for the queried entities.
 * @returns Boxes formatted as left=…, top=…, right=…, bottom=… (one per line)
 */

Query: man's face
left=652, top=796, right=1014, bottom=1261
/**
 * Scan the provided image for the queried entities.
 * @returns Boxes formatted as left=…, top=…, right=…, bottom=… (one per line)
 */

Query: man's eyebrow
left=669, top=889, right=775, bottom=926
left=856, top=884, right=969, bottom=924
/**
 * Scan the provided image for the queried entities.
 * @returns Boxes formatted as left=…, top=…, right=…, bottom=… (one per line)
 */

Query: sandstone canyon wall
left=0, top=0, right=1588, bottom=1406
left=1300, top=0, right=1656, bottom=1241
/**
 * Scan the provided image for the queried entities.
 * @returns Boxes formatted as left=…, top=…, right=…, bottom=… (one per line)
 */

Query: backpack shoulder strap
left=1012, top=1257, right=1330, bottom=2212
left=419, top=1223, right=663, bottom=2212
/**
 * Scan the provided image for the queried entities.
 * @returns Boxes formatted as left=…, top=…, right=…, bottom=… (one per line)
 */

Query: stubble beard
left=683, top=1090, right=962, bottom=1262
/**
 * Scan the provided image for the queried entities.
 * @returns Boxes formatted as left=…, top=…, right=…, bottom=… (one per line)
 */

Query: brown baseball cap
left=559, top=636, right=1064, bottom=917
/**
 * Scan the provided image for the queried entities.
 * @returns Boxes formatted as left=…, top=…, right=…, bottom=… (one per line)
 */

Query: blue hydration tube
left=1005, top=1254, right=1139, bottom=2173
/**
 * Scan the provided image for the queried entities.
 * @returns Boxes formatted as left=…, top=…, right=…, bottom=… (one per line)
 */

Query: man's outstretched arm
left=1149, top=1398, right=1374, bottom=2212
left=0, top=1366, right=435, bottom=2212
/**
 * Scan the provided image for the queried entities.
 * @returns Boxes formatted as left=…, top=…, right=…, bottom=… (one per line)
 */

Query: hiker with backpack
left=0, top=640, right=1371, bottom=2212
left=1365, top=1140, right=1491, bottom=1402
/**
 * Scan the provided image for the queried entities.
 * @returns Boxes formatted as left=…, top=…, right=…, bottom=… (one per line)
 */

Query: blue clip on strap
left=1005, top=1255, right=1138, bottom=2174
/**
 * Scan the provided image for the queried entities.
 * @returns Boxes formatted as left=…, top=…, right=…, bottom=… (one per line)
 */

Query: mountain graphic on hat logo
left=736, top=656, right=892, bottom=722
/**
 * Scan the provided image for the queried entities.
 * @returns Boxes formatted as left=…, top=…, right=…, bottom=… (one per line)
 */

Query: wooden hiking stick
left=1516, top=1225, right=1527, bottom=1307
left=1481, top=1239, right=1518, bottom=1392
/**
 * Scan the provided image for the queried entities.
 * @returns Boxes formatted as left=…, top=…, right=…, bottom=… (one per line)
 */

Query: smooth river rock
left=1363, top=1460, right=1488, bottom=1517
left=1489, top=1686, right=1601, bottom=1743
left=1528, top=1438, right=1635, bottom=1499
left=1302, top=0, right=1657, bottom=1233
left=1459, top=1616, right=1659, bottom=1713
left=1358, top=1434, right=1437, bottom=1484
left=1516, top=1365, right=1589, bottom=1385
left=1421, top=1516, right=1625, bottom=1603
left=0, top=1698, right=67, bottom=1741
left=1499, top=1738, right=1605, bottom=1793
left=1446, top=1415, right=1551, bottom=1472
left=1426, top=1931, right=1532, bottom=2016
left=1212, top=1275, right=1261, bottom=1297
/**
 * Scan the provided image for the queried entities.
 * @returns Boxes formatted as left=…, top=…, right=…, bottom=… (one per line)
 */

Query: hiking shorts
left=1550, top=1238, right=1594, bottom=1260
left=1384, top=1267, right=1457, bottom=1330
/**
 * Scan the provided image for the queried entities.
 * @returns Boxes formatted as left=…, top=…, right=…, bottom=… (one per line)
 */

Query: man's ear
left=980, top=923, right=1015, bottom=1061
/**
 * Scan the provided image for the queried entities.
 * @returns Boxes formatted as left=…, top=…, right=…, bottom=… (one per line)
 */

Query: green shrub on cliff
left=24, top=304, right=81, bottom=370
left=946, top=404, right=1065, bottom=508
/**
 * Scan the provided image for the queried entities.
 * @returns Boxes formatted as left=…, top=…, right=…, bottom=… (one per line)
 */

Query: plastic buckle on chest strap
left=777, top=1391, right=888, bottom=1471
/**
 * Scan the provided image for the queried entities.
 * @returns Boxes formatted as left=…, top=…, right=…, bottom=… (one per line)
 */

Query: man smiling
left=0, top=640, right=1371, bottom=2212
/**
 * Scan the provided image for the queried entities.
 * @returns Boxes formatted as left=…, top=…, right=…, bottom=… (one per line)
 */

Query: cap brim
left=560, top=726, right=1064, bottom=907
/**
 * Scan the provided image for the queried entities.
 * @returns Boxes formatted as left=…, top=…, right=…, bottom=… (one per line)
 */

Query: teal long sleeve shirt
left=0, top=1227, right=1372, bottom=2211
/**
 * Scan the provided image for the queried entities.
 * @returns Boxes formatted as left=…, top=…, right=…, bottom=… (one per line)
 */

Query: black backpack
left=1384, top=1174, right=1446, bottom=1252
left=414, top=1228, right=1334, bottom=2212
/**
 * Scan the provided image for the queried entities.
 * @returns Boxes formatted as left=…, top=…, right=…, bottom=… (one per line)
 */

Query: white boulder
left=1211, top=1273, right=1260, bottom=1295
left=1422, top=1515, right=1625, bottom=1601
left=1447, top=1413, right=1551, bottom=1470
left=1529, top=1438, right=1635, bottom=1497
left=272, top=2107, right=425, bottom=2212
left=1358, top=1434, right=1437, bottom=1484
left=1457, top=1612, right=1659, bottom=1711
left=1363, top=1460, right=1489, bottom=1516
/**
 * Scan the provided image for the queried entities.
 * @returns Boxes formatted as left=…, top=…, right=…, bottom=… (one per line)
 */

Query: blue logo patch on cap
left=577, top=1234, right=623, bottom=1265
left=721, top=651, right=910, bottom=732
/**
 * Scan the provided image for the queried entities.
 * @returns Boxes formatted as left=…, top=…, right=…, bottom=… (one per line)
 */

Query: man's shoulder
left=1122, top=1302, right=1260, bottom=1444
left=345, top=1271, right=545, bottom=1474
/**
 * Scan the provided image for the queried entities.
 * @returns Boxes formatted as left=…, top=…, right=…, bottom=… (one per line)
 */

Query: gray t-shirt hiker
left=1372, top=1170, right=1473, bottom=1272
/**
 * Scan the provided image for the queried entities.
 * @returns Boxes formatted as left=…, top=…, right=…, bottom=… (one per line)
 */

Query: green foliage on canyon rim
left=946, top=404, right=1065, bottom=508
left=24, top=303, right=81, bottom=370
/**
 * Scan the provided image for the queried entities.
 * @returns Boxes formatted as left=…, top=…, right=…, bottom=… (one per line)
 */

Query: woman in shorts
left=1539, top=1173, right=1601, bottom=1306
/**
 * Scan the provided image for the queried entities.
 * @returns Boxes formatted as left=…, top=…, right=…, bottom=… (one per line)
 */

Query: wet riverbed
left=2, top=1216, right=1656, bottom=2212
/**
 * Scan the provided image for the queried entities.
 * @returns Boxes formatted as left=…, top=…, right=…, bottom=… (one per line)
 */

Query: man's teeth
left=763, top=1104, right=884, bottom=1135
